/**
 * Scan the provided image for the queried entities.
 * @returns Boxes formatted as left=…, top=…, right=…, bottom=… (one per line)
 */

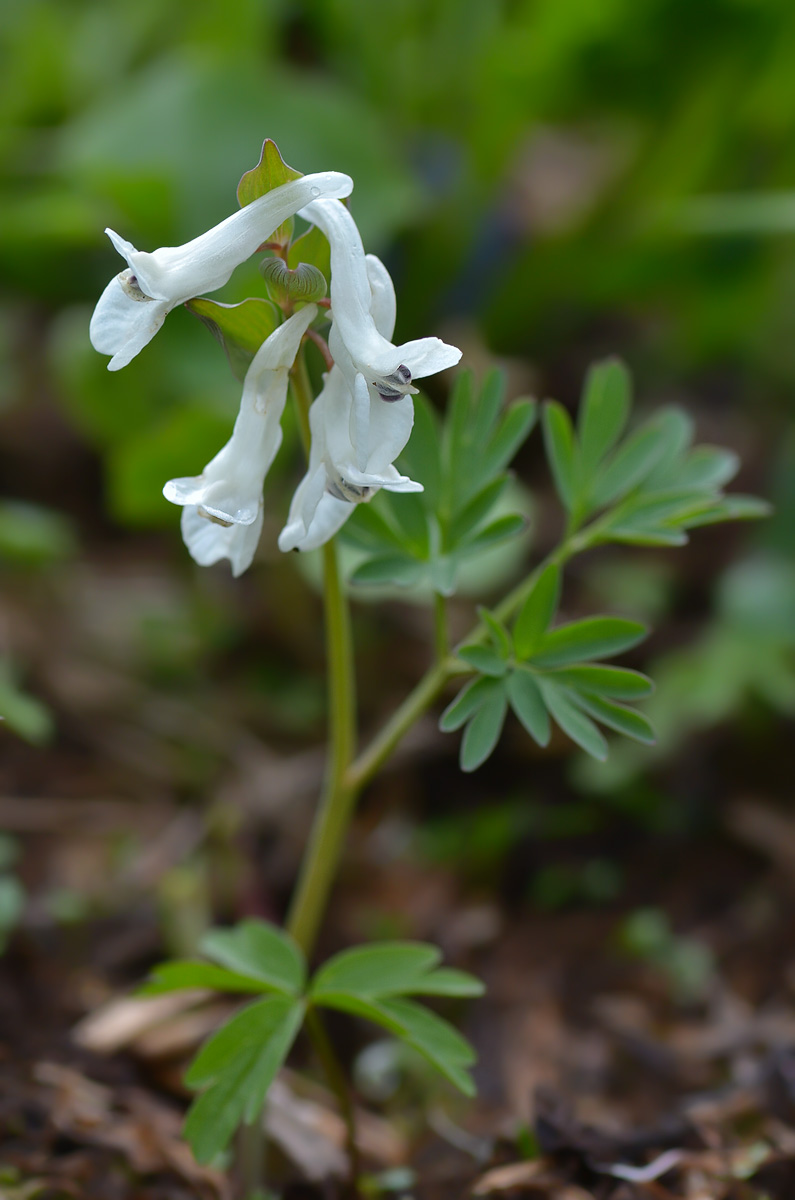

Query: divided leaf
left=513, top=565, right=561, bottom=659
left=200, top=920, right=306, bottom=996
left=141, top=961, right=280, bottom=997
left=183, top=994, right=303, bottom=1164
left=311, top=942, right=441, bottom=1000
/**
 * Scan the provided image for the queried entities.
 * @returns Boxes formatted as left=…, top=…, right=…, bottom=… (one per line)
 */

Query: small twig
left=306, top=327, right=334, bottom=370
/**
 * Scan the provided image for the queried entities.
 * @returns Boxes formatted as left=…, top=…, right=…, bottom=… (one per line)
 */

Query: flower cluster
left=90, top=164, right=461, bottom=574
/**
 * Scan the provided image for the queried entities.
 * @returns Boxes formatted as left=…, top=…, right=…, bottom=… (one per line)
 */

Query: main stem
left=286, top=534, right=358, bottom=955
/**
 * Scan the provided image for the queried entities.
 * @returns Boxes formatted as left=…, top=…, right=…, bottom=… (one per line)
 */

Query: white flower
left=164, top=304, right=317, bottom=575
left=298, top=196, right=461, bottom=415
left=278, top=256, right=422, bottom=553
left=89, top=172, right=352, bottom=371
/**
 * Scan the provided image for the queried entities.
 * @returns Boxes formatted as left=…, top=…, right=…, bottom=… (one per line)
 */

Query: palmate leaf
left=460, top=684, right=509, bottom=772
left=313, top=991, right=477, bottom=1096
left=183, top=994, right=304, bottom=1164
left=140, top=961, right=279, bottom=997
left=530, top=617, right=647, bottom=668
left=200, top=920, right=306, bottom=996
left=513, top=564, right=561, bottom=659
left=578, top=358, right=632, bottom=479
left=311, top=942, right=441, bottom=999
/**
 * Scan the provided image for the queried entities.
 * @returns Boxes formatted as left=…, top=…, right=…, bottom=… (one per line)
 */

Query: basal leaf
left=683, top=495, right=772, bottom=527
left=540, top=683, right=608, bottom=761
left=571, top=692, right=656, bottom=744
left=184, top=994, right=303, bottom=1164
left=531, top=617, right=647, bottom=668
left=391, top=968, right=485, bottom=997
left=506, top=668, right=551, bottom=746
left=460, top=685, right=508, bottom=772
left=439, top=675, right=503, bottom=732
left=311, top=942, right=441, bottom=999
left=512, top=564, right=561, bottom=660
left=186, top=297, right=281, bottom=382
left=313, top=992, right=476, bottom=1095
left=457, top=644, right=508, bottom=677
left=141, top=961, right=275, bottom=996
left=200, top=920, right=305, bottom=996
left=578, top=358, right=632, bottom=477
left=542, top=401, right=577, bottom=510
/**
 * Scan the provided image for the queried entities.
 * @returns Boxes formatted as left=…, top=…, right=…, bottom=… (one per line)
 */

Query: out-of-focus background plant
left=1, top=0, right=795, bottom=1192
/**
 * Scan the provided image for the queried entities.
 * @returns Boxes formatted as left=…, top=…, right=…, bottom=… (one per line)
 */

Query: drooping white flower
left=278, top=256, right=422, bottom=553
left=164, top=304, right=317, bottom=575
left=298, top=196, right=461, bottom=416
left=90, top=172, right=352, bottom=371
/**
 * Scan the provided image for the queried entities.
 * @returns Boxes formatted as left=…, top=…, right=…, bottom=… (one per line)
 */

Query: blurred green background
left=1, top=0, right=793, bottom=933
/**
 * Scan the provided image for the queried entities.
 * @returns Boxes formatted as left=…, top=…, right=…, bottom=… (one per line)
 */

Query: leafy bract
left=183, top=994, right=304, bottom=1164
left=237, top=138, right=303, bottom=247
left=345, top=370, right=536, bottom=595
left=186, top=297, right=281, bottom=382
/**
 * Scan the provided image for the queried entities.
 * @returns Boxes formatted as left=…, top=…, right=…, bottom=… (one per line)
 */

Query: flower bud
left=260, top=257, right=328, bottom=305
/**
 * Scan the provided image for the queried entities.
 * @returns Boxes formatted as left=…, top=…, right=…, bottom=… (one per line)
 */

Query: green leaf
left=513, top=564, right=561, bottom=660
left=506, top=668, right=551, bottom=746
left=458, top=513, right=526, bottom=553
left=183, top=994, right=303, bottom=1164
left=683, top=495, right=772, bottom=527
left=237, top=139, right=303, bottom=247
left=578, top=358, right=632, bottom=477
left=460, top=686, right=508, bottom=772
left=383, top=490, right=430, bottom=556
left=531, top=617, right=647, bottom=668
left=200, top=920, right=306, bottom=996
left=457, top=644, right=507, bottom=677
left=141, top=961, right=278, bottom=996
left=479, top=398, right=537, bottom=482
left=314, top=992, right=476, bottom=1095
left=342, top=503, right=405, bottom=552
left=477, top=607, right=512, bottom=658
left=447, top=477, right=509, bottom=546
left=439, top=676, right=503, bottom=732
left=590, top=424, right=669, bottom=509
left=570, top=692, right=656, bottom=744
left=287, top=224, right=331, bottom=280
left=674, top=446, right=739, bottom=491
left=540, top=683, right=608, bottom=761
left=546, top=665, right=654, bottom=700
left=186, top=297, right=281, bottom=382
left=391, top=968, right=485, bottom=997
left=637, top=409, right=695, bottom=491
left=349, top=554, right=425, bottom=588
left=607, top=524, right=689, bottom=547
left=469, top=368, right=506, bottom=448
left=0, top=663, right=53, bottom=745
left=542, top=401, right=577, bottom=510
left=311, top=942, right=441, bottom=999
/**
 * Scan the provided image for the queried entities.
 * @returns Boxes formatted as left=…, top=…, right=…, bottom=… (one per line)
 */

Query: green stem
left=305, top=1007, right=360, bottom=1180
left=433, top=591, right=449, bottom=660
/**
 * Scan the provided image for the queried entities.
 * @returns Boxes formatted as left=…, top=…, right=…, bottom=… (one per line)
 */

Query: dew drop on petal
left=310, top=186, right=321, bottom=197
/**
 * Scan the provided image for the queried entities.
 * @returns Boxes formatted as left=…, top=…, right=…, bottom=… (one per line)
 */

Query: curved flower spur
left=89, top=172, right=352, bottom=371
left=163, top=305, right=318, bottom=576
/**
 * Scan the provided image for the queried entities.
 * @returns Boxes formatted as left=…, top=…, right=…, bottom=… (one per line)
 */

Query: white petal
left=279, top=465, right=352, bottom=552
left=390, top=336, right=462, bottom=379
left=363, top=254, right=396, bottom=340
left=129, top=173, right=353, bottom=302
left=364, top=393, right=415, bottom=476
left=88, top=274, right=169, bottom=369
left=164, top=306, right=316, bottom=527
left=181, top=504, right=264, bottom=577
